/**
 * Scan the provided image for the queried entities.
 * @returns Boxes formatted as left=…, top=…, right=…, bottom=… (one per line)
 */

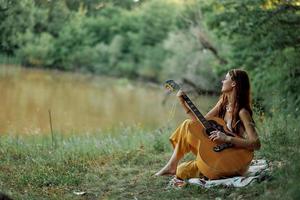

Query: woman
left=155, top=69, right=261, bottom=180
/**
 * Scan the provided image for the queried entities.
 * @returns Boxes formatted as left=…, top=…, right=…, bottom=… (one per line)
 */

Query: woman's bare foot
left=154, top=165, right=176, bottom=176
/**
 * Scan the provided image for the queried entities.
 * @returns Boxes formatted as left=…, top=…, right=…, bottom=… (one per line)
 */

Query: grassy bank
left=0, top=114, right=299, bottom=200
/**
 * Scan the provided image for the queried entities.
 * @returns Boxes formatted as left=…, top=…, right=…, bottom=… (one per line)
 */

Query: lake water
left=0, top=65, right=217, bottom=135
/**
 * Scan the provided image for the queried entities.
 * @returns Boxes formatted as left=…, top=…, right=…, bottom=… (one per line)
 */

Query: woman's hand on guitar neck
left=209, top=130, right=231, bottom=143
left=176, top=90, right=186, bottom=103
left=176, top=90, right=194, bottom=116
left=176, top=90, right=186, bottom=107
left=176, top=89, right=185, bottom=97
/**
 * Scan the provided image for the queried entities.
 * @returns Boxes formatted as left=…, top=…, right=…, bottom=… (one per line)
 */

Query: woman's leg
left=155, top=119, right=200, bottom=176
left=154, top=144, right=183, bottom=176
left=176, top=160, right=203, bottom=180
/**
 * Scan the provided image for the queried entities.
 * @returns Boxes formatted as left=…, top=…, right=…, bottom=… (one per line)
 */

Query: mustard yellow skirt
left=169, top=119, right=205, bottom=180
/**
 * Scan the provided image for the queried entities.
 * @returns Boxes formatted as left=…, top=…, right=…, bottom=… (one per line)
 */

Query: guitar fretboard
left=182, top=94, right=211, bottom=129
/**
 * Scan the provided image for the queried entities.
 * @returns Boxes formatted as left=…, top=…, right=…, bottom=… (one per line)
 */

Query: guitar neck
left=182, top=94, right=211, bottom=129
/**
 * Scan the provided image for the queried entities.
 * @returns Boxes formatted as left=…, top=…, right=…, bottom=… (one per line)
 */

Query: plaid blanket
left=169, top=159, right=270, bottom=188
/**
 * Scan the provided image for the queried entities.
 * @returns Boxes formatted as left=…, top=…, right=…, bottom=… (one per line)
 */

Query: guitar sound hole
left=206, top=120, right=226, bottom=136
left=209, top=120, right=223, bottom=131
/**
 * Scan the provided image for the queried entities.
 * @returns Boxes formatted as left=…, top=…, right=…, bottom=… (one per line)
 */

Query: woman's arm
left=205, top=98, right=222, bottom=119
left=209, top=109, right=261, bottom=151
left=229, top=109, right=261, bottom=150
left=177, top=91, right=221, bottom=121
left=177, top=90, right=198, bottom=121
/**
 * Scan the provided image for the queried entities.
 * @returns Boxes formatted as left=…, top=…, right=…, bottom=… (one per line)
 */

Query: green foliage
left=199, top=0, right=300, bottom=112
left=53, top=9, right=96, bottom=70
left=46, top=1, right=71, bottom=37
left=138, top=0, right=178, bottom=46
left=0, top=0, right=36, bottom=54
left=161, top=30, right=219, bottom=89
left=16, top=31, right=55, bottom=66
left=1, top=0, right=220, bottom=89
left=152, top=130, right=169, bottom=153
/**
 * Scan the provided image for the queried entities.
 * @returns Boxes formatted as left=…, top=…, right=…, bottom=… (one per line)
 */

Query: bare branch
left=197, top=31, right=228, bottom=65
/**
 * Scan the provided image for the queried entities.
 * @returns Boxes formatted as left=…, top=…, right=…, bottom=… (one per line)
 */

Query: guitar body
left=194, top=117, right=254, bottom=180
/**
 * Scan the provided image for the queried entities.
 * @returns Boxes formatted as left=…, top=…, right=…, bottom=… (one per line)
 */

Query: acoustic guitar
left=165, top=80, right=253, bottom=179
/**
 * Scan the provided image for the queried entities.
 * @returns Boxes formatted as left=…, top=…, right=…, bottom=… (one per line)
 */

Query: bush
left=17, top=32, right=55, bottom=67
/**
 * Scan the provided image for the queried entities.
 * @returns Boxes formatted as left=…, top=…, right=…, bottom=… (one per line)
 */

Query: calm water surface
left=0, top=65, right=217, bottom=135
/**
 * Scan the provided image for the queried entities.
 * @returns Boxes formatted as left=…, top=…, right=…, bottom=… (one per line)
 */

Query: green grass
left=0, top=114, right=299, bottom=200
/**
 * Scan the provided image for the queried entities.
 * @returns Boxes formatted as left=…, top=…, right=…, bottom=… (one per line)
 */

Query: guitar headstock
left=164, top=80, right=180, bottom=92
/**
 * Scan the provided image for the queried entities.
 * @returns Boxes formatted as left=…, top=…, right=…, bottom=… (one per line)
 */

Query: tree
left=199, top=0, right=300, bottom=112
left=0, top=0, right=36, bottom=54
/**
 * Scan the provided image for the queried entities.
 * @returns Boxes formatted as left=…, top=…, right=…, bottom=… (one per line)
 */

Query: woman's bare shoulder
left=239, top=108, right=252, bottom=120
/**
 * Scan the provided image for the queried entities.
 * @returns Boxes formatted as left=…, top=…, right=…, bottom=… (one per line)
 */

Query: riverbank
left=0, top=64, right=219, bottom=135
left=0, top=114, right=299, bottom=200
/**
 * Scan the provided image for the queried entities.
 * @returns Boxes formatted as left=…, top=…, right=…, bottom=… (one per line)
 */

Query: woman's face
left=221, top=72, right=236, bottom=93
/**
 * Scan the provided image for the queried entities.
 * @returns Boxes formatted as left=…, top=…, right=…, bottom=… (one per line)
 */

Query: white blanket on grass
left=169, top=159, right=269, bottom=188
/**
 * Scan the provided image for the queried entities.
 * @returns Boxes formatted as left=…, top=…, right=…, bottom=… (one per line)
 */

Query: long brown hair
left=218, top=69, right=253, bottom=133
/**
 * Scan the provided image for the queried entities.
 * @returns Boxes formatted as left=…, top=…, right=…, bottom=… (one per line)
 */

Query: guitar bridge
left=213, top=143, right=234, bottom=152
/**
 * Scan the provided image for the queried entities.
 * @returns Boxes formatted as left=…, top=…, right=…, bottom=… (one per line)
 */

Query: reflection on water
left=0, top=65, right=217, bottom=135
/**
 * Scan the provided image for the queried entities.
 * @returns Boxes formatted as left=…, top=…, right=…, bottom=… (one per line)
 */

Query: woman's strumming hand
left=209, top=130, right=231, bottom=143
